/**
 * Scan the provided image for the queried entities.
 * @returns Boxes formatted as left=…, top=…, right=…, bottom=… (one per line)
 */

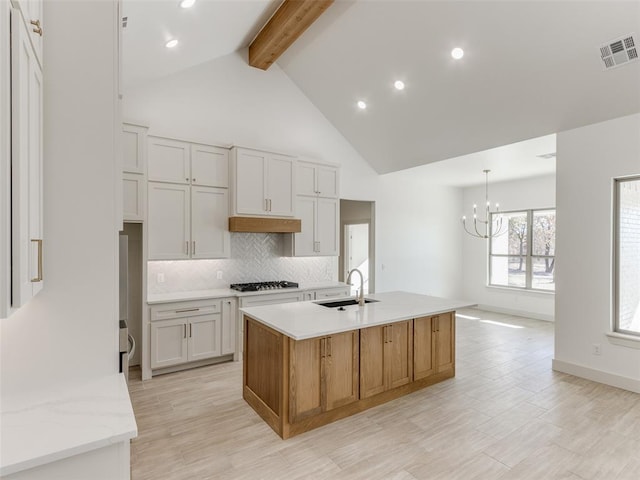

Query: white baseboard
left=552, top=359, right=640, bottom=393
left=476, top=304, right=554, bottom=322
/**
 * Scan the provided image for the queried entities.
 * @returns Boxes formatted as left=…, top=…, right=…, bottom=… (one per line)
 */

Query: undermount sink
left=314, top=298, right=379, bottom=308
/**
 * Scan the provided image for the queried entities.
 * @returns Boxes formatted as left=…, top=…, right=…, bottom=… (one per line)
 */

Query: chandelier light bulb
left=165, top=39, right=179, bottom=49
left=357, top=100, right=367, bottom=110
left=394, top=80, right=405, bottom=90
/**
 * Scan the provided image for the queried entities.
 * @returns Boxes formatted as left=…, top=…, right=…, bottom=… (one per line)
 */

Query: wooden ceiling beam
left=249, top=0, right=334, bottom=70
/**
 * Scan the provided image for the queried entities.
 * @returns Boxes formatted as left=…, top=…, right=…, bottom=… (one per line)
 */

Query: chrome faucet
left=346, top=268, right=365, bottom=306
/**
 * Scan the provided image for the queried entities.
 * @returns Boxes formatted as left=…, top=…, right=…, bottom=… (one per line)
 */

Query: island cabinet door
left=387, top=320, right=413, bottom=390
left=324, top=331, right=359, bottom=411
left=359, top=325, right=386, bottom=399
left=414, top=312, right=456, bottom=380
left=360, top=321, right=413, bottom=399
left=289, top=337, right=323, bottom=422
left=289, top=331, right=360, bottom=422
left=414, top=316, right=436, bottom=380
left=435, top=312, right=455, bottom=374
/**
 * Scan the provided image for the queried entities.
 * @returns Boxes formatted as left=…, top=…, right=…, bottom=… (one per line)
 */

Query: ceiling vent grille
left=600, top=34, right=637, bottom=70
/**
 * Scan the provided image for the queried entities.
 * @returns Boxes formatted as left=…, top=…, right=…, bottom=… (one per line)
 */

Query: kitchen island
left=241, top=291, right=474, bottom=439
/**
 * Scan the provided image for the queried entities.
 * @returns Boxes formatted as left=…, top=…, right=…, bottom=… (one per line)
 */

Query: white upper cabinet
left=122, top=123, right=147, bottom=174
left=297, top=160, right=339, bottom=198
left=191, top=144, right=229, bottom=188
left=316, top=198, right=339, bottom=255
left=231, top=147, right=295, bottom=217
left=191, top=186, right=230, bottom=259
left=10, top=6, right=43, bottom=308
left=122, top=173, right=145, bottom=221
left=148, top=137, right=190, bottom=184
left=12, top=0, right=43, bottom=67
left=148, top=183, right=190, bottom=260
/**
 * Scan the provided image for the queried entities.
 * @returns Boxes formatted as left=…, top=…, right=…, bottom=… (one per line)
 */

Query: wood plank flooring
left=128, top=309, right=640, bottom=479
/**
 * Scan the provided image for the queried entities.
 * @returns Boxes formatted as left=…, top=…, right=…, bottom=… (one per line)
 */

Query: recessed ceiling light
left=165, top=39, right=179, bottom=49
left=180, top=0, right=196, bottom=8
left=357, top=100, right=367, bottom=110
left=394, top=80, right=405, bottom=90
left=451, top=47, right=464, bottom=60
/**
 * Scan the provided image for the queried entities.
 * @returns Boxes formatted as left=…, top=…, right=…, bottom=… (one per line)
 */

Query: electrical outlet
left=592, top=343, right=601, bottom=355
left=216, top=271, right=223, bottom=280
left=157, top=273, right=165, bottom=283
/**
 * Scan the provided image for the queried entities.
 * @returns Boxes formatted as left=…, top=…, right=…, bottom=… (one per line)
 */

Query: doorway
left=339, top=200, right=375, bottom=293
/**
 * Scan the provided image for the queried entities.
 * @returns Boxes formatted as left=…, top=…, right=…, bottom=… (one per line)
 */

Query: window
left=614, top=176, right=640, bottom=336
left=489, top=209, right=556, bottom=291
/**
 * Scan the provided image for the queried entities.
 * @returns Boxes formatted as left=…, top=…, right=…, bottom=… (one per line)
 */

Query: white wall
left=554, top=113, right=640, bottom=392
left=123, top=49, right=379, bottom=202
left=1, top=0, right=119, bottom=400
left=375, top=171, right=463, bottom=299
left=461, top=174, right=556, bottom=320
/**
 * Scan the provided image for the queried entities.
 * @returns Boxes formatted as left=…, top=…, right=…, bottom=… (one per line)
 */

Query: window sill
left=606, top=332, right=640, bottom=349
left=486, top=285, right=555, bottom=295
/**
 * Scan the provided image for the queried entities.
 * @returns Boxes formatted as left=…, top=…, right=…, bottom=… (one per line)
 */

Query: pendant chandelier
left=461, top=170, right=506, bottom=239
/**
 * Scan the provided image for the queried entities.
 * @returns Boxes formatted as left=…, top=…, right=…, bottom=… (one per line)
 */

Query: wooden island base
left=243, top=311, right=455, bottom=439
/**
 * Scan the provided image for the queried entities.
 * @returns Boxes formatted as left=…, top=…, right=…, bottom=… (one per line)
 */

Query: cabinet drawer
left=240, top=292, right=303, bottom=308
left=315, top=287, right=350, bottom=299
left=151, top=299, right=222, bottom=321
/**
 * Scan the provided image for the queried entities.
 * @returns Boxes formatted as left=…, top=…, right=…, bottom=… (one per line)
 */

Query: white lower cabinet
left=150, top=298, right=235, bottom=372
left=314, top=287, right=350, bottom=299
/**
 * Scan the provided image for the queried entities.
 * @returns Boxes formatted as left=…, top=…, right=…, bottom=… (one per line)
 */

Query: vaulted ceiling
left=122, top=0, right=640, bottom=177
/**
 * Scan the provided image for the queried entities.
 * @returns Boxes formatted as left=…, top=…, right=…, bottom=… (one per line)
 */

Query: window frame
left=488, top=208, right=556, bottom=292
left=613, top=175, right=640, bottom=337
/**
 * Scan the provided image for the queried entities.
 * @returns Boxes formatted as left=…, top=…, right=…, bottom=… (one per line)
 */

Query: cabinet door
left=435, top=313, right=455, bottom=374
left=191, top=144, right=229, bottom=187
left=289, top=337, right=323, bottom=422
left=122, top=173, right=145, bottom=221
left=324, top=331, right=359, bottom=411
left=359, top=325, right=386, bottom=399
left=151, top=318, right=188, bottom=369
left=188, top=314, right=222, bottom=362
left=11, top=8, right=43, bottom=307
left=316, top=198, right=339, bottom=255
left=266, top=155, right=294, bottom=216
left=235, top=149, right=267, bottom=215
left=387, top=320, right=413, bottom=389
left=296, top=162, right=316, bottom=196
left=13, top=0, right=42, bottom=66
left=413, top=316, right=436, bottom=380
left=122, top=124, right=146, bottom=174
left=148, top=137, right=190, bottom=184
left=148, top=183, right=190, bottom=260
left=221, top=298, right=236, bottom=355
left=293, top=196, right=316, bottom=256
left=316, top=166, right=338, bottom=198
left=191, top=186, right=230, bottom=259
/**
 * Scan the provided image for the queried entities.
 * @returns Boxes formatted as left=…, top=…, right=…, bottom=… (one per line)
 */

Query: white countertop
left=0, top=373, right=138, bottom=477
left=240, top=291, right=476, bottom=340
left=147, top=282, right=349, bottom=304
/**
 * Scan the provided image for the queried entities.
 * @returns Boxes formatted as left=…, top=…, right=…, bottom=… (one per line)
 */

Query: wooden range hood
left=228, top=216, right=301, bottom=234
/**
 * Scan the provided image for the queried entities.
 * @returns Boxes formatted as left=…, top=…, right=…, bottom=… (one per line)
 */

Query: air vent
left=600, top=33, right=638, bottom=70
left=122, top=16, right=128, bottom=28
left=537, top=153, right=556, bottom=159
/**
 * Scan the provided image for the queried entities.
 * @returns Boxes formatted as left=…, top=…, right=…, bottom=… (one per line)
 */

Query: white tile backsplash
left=148, top=233, right=338, bottom=294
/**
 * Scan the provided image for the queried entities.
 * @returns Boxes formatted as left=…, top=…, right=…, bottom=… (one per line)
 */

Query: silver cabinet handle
left=192, top=178, right=196, bottom=183
left=186, top=241, right=189, bottom=255
left=193, top=241, right=196, bottom=255
left=176, top=307, right=200, bottom=313
left=189, top=323, right=192, bottom=338
left=30, top=239, right=43, bottom=282
left=186, top=177, right=189, bottom=182
left=183, top=324, right=187, bottom=339
left=326, top=337, right=332, bottom=357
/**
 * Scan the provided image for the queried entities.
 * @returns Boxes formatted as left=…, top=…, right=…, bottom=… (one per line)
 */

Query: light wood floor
left=128, top=309, right=640, bottom=480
